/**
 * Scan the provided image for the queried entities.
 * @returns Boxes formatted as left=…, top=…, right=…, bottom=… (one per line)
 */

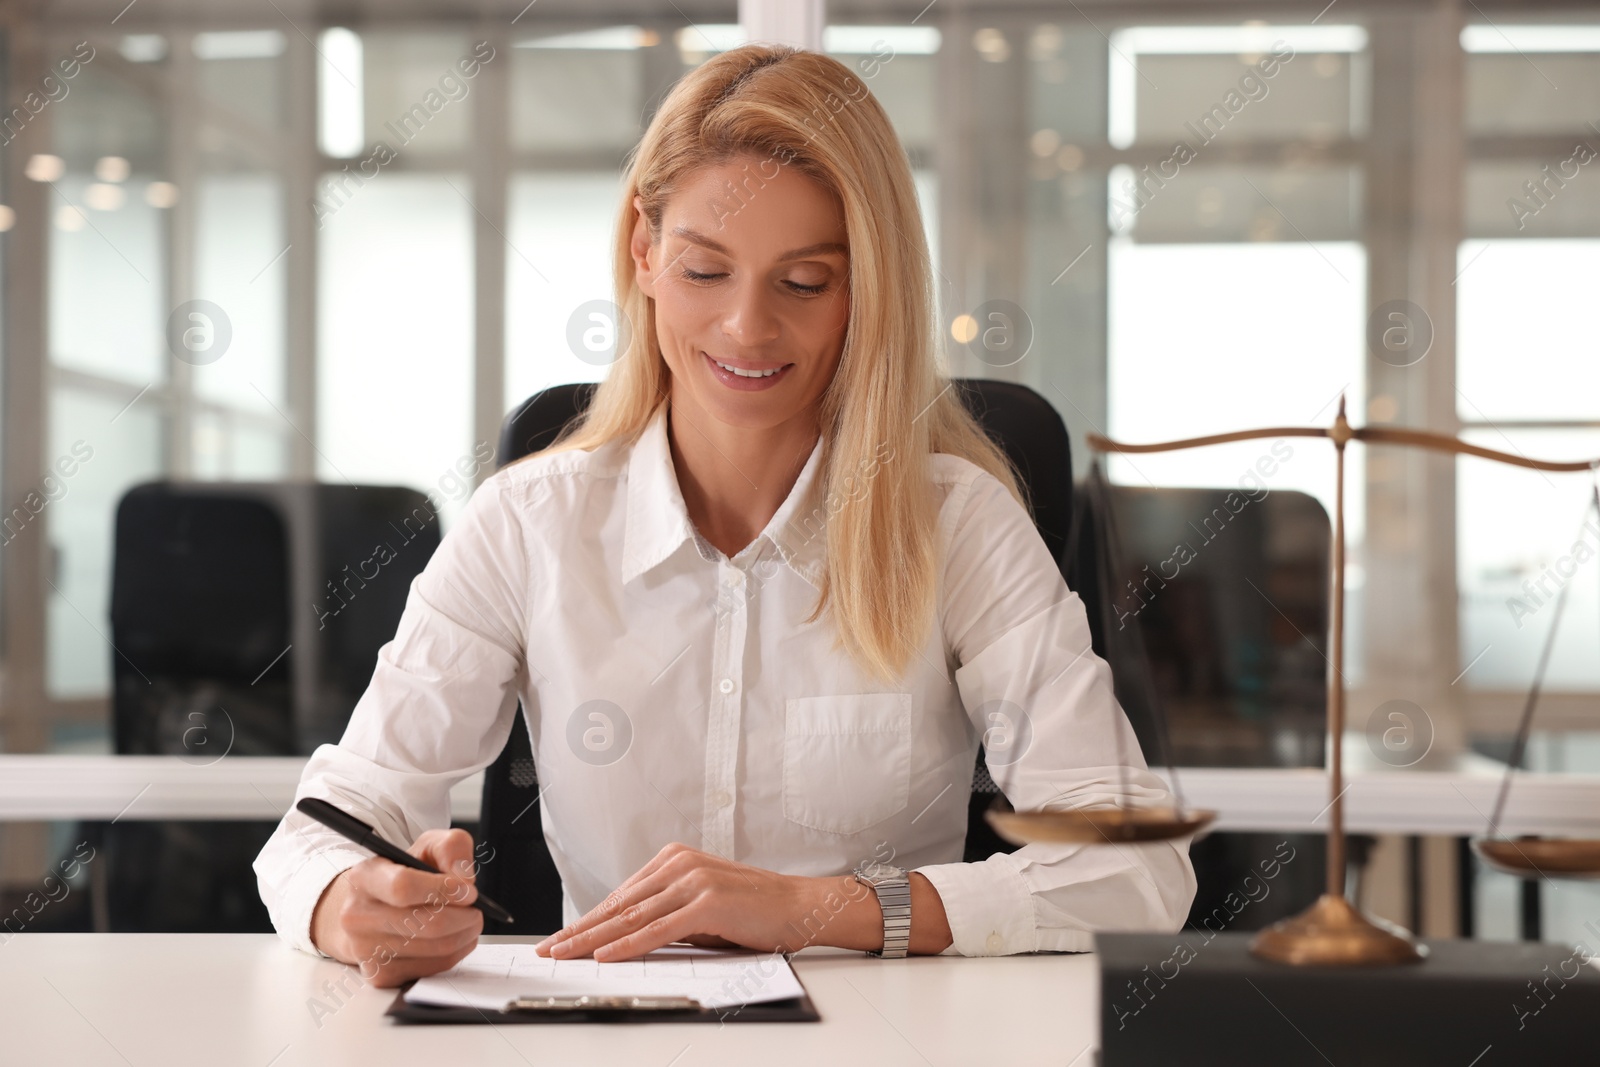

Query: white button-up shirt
left=254, top=406, right=1195, bottom=958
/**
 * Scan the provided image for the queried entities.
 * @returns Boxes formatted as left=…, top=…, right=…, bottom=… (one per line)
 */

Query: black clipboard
left=385, top=974, right=821, bottom=1024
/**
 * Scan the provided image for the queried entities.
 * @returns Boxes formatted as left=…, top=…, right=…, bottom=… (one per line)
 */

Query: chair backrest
left=1082, top=483, right=1332, bottom=767
left=477, top=380, right=1074, bottom=932
left=112, top=485, right=295, bottom=757
left=111, top=482, right=445, bottom=755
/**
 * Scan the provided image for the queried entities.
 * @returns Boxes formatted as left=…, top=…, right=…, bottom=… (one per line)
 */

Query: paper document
left=404, top=943, right=806, bottom=1012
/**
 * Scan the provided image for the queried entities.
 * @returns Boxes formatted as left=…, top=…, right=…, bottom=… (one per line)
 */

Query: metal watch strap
left=866, top=876, right=911, bottom=958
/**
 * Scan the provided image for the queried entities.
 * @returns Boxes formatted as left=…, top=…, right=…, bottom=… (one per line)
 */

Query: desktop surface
left=0, top=933, right=1097, bottom=1066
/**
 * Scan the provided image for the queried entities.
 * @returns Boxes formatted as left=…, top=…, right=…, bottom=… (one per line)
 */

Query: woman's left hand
left=533, top=842, right=854, bottom=961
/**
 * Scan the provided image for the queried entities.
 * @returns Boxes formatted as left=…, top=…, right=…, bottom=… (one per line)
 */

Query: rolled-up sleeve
left=253, top=470, right=536, bottom=957
left=912, top=470, right=1197, bottom=956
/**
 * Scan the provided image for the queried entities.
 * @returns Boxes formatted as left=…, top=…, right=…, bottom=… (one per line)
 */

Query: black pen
left=295, top=796, right=515, bottom=925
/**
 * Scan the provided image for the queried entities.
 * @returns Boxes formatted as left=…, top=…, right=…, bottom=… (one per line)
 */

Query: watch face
left=855, top=861, right=904, bottom=885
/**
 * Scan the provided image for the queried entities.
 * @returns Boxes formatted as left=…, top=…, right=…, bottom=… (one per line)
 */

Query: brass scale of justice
left=983, top=397, right=1600, bottom=967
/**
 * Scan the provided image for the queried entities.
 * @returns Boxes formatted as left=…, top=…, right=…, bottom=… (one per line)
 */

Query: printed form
left=404, top=943, right=807, bottom=1012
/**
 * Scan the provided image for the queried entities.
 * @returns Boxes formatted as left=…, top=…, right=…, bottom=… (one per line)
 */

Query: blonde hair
left=534, top=43, right=1023, bottom=681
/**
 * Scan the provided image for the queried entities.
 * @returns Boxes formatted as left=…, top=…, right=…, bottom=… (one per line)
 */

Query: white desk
left=3, top=754, right=1599, bottom=837
left=0, top=934, right=1098, bottom=1067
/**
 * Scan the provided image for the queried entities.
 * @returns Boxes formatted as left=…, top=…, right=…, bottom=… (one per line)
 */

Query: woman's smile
left=702, top=351, right=795, bottom=391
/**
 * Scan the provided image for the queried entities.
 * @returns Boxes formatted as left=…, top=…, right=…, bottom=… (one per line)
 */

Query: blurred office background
left=1, top=0, right=1598, bottom=943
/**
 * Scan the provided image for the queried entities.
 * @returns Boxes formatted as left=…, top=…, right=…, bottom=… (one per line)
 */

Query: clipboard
left=384, top=983, right=821, bottom=1024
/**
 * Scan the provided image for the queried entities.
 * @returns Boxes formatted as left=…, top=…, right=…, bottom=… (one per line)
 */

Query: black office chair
left=477, top=379, right=1076, bottom=934
left=89, top=482, right=442, bottom=932
left=1072, top=478, right=1337, bottom=932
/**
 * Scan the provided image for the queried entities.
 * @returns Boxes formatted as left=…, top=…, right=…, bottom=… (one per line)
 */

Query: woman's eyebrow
left=670, top=226, right=848, bottom=261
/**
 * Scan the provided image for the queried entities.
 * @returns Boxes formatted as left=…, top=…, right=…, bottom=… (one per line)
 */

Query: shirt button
left=985, top=932, right=1005, bottom=954
left=711, top=790, right=732, bottom=808
left=718, top=678, right=735, bottom=694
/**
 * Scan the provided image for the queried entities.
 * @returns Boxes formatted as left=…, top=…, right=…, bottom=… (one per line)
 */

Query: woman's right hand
left=309, top=827, right=485, bottom=987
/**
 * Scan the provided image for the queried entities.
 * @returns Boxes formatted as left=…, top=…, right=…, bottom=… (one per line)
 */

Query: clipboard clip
left=505, top=994, right=703, bottom=1012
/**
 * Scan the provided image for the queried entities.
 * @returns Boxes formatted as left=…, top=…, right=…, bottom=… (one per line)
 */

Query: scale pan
left=985, top=805, right=1216, bottom=845
left=1473, top=838, right=1600, bottom=879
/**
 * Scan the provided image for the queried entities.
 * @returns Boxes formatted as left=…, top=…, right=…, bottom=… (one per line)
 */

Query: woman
left=255, top=43, right=1194, bottom=986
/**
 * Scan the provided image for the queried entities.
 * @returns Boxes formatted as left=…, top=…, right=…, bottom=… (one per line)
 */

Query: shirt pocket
left=782, top=693, right=912, bottom=835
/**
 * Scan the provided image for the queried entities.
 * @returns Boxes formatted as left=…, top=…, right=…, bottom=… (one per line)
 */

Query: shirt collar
left=621, top=406, right=828, bottom=588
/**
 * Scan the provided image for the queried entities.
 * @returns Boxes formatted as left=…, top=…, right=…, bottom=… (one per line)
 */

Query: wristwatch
left=852, top=861, right=911, bottom=958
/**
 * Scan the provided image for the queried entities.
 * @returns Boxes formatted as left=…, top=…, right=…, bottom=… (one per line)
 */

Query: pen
left=295, top=796, right=515, bottom=925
